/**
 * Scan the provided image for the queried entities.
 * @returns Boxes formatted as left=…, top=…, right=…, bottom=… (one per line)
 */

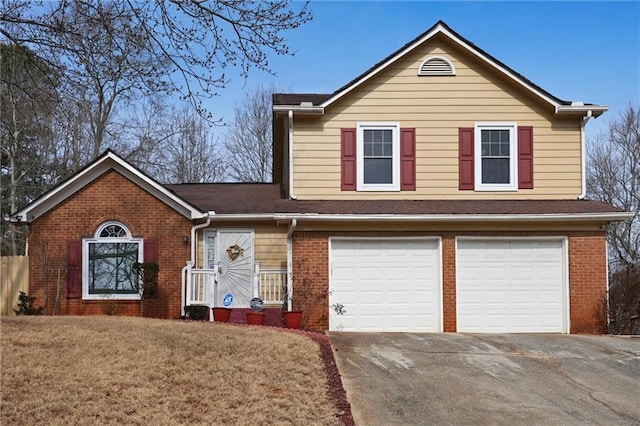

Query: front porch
left=182, top=263, right=287, bottom=320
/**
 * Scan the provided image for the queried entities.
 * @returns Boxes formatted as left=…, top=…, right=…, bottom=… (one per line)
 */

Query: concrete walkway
left=329, top=333, right=640, bottom=425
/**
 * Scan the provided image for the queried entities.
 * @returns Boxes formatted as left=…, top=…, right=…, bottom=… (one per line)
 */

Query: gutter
left=273, top=212, right=636, bottom=223
left=578, top=110, right=593, bottom=200
left=273, top=105, right=324, bottom=114
left=286, top=218, right=297, bottom=311
left=288, top=110, right=297, bottom=200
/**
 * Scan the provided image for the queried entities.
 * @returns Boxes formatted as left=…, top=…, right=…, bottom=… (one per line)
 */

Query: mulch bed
left=306, top=332, right=355, bottom=426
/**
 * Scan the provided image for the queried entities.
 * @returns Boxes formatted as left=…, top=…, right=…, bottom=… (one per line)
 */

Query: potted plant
left=184, top=304, right=209, bottom=321
left=212, top=307, right=232, bottom=322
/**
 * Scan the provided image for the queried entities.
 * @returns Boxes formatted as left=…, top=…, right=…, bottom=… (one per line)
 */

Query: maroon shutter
left=144, top=239, right=158, bottom=263
left=400, top=128, right=416, bottom=191
left=67, top=239, right=82, bottom=298
left=518, top=126, right=534, bottom=189
left=458, top=128, right=474, bottom=190
left=341, top=128, right=357, bottom=191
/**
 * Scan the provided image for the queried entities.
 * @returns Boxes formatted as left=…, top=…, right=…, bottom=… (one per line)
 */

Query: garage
left=328, top=238, right=441, bottom=332
left=456, top=238, right=567, bottom=333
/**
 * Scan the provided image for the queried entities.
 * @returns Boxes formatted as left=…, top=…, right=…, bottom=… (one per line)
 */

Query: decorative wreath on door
left=226, top=244, right=244, bottom=261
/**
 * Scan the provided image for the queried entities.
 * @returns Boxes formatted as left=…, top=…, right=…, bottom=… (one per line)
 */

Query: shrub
left=184, top=305, right=209, bottom=320
left=14, top=291, right=44, bottom=316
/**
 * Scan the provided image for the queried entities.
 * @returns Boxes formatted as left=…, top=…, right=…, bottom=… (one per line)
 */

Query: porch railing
left=182, top=263, right=286, bottom=316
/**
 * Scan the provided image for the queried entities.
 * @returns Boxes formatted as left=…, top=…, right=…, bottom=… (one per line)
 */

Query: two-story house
left=11, top=21, right=632, bottom=333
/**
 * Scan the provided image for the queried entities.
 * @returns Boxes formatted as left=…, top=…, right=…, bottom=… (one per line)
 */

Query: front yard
left=1, top=316, right=341, bottom=425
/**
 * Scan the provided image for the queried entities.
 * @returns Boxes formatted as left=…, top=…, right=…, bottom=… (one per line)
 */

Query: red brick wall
left=568, top=233, right=607, bottom=333
left=28, top=170, right=192, bottom=318
left=292, top=230, right=607, bottom=333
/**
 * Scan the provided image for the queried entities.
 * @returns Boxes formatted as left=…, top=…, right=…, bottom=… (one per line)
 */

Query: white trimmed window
left=475, top=123, right=518, bottom=191
left=83, top=222, right=142, bottom=300
left=357, top=122, right=400, bottom=191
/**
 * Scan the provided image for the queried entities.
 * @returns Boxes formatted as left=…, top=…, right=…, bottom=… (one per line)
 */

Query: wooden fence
left=1, top=256, right=29, bottom=316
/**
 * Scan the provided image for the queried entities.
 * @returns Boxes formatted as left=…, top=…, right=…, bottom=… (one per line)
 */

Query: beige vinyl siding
left=293, top=221, right=603, bottom=233
left=196, top=223, right=287, bottom=269
left=291, top=37, right=583, bottom=200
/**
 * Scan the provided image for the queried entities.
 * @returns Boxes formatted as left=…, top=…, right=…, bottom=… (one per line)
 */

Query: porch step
left=228, top=308, right=283, bottom=327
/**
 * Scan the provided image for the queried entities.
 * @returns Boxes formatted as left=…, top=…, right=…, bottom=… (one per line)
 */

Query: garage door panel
left=330, top=239, right=441, bottom=332
left=457, top=239, right=566, bottom=333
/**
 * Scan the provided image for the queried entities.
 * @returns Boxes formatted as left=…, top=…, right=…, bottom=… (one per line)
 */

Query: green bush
left=14, top=291, right=44, bottom=315
left=184, top=305, right=209, bottom=320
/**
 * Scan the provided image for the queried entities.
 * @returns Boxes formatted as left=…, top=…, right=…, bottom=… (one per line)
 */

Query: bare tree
left=587, top=104, right=640, bottom=333
left=587, top=105, right=640, bottom=269
left=0, top=43, right=57, bottom=255
left=224, top=85, right=276, bottom=182
left=163, top=108, right=226, bottom=183
left=1, top=0, right=312, bottom=118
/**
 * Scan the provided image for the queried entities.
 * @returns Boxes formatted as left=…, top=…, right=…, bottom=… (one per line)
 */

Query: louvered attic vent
left=418, top=56, right=456, bottom=76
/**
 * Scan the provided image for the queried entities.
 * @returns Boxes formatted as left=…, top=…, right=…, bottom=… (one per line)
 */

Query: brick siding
left=28, top=170, right=192, bottom=318
left=293, top=230, right=607, bottom=333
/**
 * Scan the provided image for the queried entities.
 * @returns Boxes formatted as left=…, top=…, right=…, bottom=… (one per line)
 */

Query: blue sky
left=209, top=1, right=640, bottom=140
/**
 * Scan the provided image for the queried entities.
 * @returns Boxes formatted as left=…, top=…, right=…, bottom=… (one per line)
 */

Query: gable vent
left=418, top=56, right=456, bottom=76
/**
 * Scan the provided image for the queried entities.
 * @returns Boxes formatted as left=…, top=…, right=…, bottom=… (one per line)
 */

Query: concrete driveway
left=329, top=333, right=640, bottom=425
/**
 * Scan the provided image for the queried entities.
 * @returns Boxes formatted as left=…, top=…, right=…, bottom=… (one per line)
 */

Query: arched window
left=83, top=222, right=142, bottom=299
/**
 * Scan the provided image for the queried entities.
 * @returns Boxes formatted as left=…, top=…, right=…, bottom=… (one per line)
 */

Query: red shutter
left=67, top=239, right=82, bottom=298
left=144, top=239, right=158, bottom=263
left=400, top=128, right=416, bottom=191
left=458, top=128, right=474, bottom=190
left=518, top=126, right=534, bottom=189
left=341, top=128, right=357, bottom=191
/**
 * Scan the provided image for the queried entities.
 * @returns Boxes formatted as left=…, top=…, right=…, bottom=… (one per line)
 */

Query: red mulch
left=306, top=332, right=355, bottom=426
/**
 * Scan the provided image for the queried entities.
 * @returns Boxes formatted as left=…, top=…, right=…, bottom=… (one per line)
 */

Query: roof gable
left=11, top=150, right=204, bottom=223
left=274, top=21, right=606, bottom=117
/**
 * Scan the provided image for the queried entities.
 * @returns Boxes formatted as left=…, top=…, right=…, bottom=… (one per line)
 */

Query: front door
left=207, top=229, right=254, bottom=308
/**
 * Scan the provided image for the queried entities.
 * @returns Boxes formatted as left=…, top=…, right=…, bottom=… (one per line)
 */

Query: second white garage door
left=456, top=239, right=567, bottom=333
left=329, top=238, right=441, bottom=332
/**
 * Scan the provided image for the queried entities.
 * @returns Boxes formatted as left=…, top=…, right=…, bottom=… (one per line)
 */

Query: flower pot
left=246, top=312, right=266, bottom=325
left=283, top=310, right=303, bottom=329
left=213, top=307, right=232, bottom=322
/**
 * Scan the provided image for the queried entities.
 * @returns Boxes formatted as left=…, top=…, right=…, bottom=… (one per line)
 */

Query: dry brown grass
left=0, top=316, right=340, bottom=425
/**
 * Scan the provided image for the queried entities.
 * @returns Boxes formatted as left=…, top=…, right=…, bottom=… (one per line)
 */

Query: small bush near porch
left=1, top=317, right=340, bottom=425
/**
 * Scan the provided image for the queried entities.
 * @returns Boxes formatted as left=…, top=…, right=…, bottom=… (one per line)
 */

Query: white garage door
left=457, top=239, right=567, bottom=333
left=329, top=238, right=441, bottom=332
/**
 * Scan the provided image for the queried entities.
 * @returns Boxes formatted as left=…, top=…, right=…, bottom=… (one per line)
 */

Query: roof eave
left=10, top=151, right=204, bottom=223
left=556, top=105, right=608, bottom=117
left=274, top=212, right=635, bottom=223
left=273, top=105, right=325, bottom=115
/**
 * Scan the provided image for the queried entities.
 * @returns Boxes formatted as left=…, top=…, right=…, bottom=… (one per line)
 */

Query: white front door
left=329, top=238, right=441, bottom=332
left=207, top=229, right=254, bottom=308
left=456, top=238, right=567, bottom=333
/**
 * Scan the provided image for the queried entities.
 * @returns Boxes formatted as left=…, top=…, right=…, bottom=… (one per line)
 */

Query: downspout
left=578, top=110, right=593, bottom=199
left=182, top=211, right=214, bottom=316
left=288, top=110, right=297, bottom=200
left=191, top=211, right=215, bottom=266
left=286, top=218, right=297, bottom=311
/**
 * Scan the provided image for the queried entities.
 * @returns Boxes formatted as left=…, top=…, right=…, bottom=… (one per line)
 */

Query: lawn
left=1, top=316, right=341, bottom=425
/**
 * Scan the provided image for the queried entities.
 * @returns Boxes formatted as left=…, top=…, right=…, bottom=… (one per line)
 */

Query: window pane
left=206, top=236, right=216, bottom=269
left=364, top=158, right=392, bottom=184
left=89, top=242, right=139, bottom=294
left=373, top=141, right=383, bottom=157
left=364, top=130, right=373, bottom=143
left=482, top=158, right=510, bottom=184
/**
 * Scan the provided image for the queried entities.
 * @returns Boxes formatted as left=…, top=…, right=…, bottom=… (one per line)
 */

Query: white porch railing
left=182, top=263, right=286, bottom=317
left=258, top=268, right=287, bottom=305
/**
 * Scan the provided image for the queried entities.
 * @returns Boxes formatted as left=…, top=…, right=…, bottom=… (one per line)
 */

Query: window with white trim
left=83, top=222, right=142, bottom=300
left=357, top=122, right=400, bottom=191
left=475, top=123, right=518, bottom=191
